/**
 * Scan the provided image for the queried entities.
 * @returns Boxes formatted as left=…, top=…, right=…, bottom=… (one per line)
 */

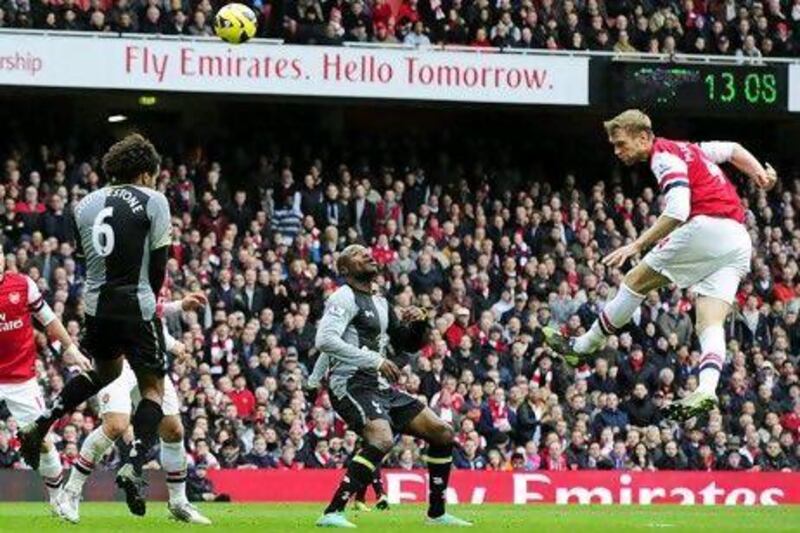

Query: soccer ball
left=214, top=3, right=258, bottom=44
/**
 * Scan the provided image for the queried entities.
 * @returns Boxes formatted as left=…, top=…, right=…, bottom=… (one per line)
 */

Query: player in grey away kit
left=19, top=134, right=172, bottom=514
left=314, top=245, right=472, bottom=528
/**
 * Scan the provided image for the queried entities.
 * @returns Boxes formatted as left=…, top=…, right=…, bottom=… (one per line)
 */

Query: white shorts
left=644, top=215, right=752, bottom=304
left=0, top=378, right=46, bottom=426
left=97, top=361, right=180, bottom=417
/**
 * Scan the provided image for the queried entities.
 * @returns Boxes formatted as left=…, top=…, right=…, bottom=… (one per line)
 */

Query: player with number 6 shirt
left=18, top=134, right=173, bottom=515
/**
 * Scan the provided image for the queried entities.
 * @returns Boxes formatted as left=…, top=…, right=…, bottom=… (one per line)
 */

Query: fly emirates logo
left=0, top=312, right=24, bottom=333
left=384, top=473, right=787, bottom=506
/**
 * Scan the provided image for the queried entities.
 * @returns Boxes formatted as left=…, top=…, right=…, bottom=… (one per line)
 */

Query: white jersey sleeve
left=26, top=276, right=56, bottom=326
left=650, top=149, right=691, bottom=222
left=163, top=321, right=177, bottom=352
left=161, top=300, right=183, bottom=319
left=651, top=150, right=688, bottom=189
left=699, top=141, right=737, bottom=164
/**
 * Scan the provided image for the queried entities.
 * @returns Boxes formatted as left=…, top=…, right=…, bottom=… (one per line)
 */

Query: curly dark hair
left=101, top=133, right=161, bottom=184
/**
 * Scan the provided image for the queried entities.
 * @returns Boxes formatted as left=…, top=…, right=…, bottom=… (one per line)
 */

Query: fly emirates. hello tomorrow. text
left=123, top=46, right=555, bottom=90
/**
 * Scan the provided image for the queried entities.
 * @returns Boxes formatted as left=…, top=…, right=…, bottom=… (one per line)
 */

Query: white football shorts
left=0, top=378, right=46, bottom=426
left=97, top=360, right=180, bottom=417
left=644, top=215, right=752, bottom=305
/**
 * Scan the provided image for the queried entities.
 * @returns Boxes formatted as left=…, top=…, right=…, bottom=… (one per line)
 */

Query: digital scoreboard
left=610, top=62, right=789, bottom=113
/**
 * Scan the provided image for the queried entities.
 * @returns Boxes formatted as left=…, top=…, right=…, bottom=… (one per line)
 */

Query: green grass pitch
left=1, top=502, right=800, bottom=532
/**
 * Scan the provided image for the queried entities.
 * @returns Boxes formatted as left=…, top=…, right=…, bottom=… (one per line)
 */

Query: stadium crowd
left=0, top=0, right=799, bottom=57
left=1, top=133, right=800, bottom=479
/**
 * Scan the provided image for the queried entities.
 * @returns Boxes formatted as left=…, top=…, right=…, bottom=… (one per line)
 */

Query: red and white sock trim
left=699, top=352, right=724, bottom=371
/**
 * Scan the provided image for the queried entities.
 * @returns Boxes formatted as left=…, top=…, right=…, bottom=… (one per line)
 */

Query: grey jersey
left=73, top=185, right=172, bottom=321
left=314, top=285, right=391, bottom=399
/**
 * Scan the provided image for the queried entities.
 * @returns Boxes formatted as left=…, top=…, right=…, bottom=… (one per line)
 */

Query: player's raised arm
left=700, top=141, right=777, bottom=190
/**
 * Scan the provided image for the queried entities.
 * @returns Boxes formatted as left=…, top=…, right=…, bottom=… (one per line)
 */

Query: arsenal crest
left=8, top=292, right=20, bottom=305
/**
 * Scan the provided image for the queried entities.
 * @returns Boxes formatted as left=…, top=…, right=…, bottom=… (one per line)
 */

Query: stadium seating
left=0, top=0, right=798, bottom=58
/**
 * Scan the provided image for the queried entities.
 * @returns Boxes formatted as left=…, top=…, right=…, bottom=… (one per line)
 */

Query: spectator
left=732, top=295, right=772, bottom=351
left=187, top=465, right=232, bottom=502
left=454, top=439, right=486, bottom=469
left=242, top=436, right=276, bottom=468
left=657, top=299, right=693, bottom=348
left=587, top=358, right=617, bottom=394
left=404, top=21, right=431, bottom=46
left=629, top=442, right=654, bottom=471
left=219, top=439, right=247, bottom=469
left=623, top=383, right=660, bottom=428
left=592, top=393, right=628, bottom=436
left=617, top=345, right=658, bottom=396
left=758, top=440, right=794, bottom=471
left=543, top=440, right=568, bottom=471
left=655, top=441, right=689, bottom=470
left=0, top=431, right=20, bottom=468
left=188, top=10, right=212, bottom=36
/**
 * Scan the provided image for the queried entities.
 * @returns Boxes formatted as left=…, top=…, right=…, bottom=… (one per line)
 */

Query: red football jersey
left=0, top=272, right=44, bottom=383
left=649, top=137, right=746, bottom=224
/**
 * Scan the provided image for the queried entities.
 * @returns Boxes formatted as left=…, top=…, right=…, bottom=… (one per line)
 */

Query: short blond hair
left=603, top=109, right=653, bottom=136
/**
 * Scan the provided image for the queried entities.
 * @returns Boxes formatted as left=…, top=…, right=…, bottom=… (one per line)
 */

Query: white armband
left=35, top=301, right=57, bottom=327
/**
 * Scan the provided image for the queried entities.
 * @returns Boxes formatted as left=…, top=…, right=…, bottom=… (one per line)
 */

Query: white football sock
left=697, top=325, right=726, bottom=395
left=39, top=444, right=63, bottom=498
left=574, top=283, right=645, bottom=353
left=161, top=440, right=189, bottom=505
left=65, top=426, right=115, bottom=494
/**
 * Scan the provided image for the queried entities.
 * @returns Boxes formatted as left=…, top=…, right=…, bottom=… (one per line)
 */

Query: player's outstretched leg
left=19, top=369, right=111, bottom=470
left=160, top=415, right=211, bottom=525
left=317, top=421, right=392, bottom=528
left=56, top=424, right=119, bottom=523
left=405, top=408, right=472, bottom=527
left=664, top=296, right=727, bottom=421
left=544, top=265, right=665, bottom=367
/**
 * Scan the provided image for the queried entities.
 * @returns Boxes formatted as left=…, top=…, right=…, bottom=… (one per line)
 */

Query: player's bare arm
left=602, top=215, right=682, bottom=269
left=25, top=274, right=92, bottom=372
left=45, top=319, right=92, bottom=373
left=727, top=143, right=778, bottom=190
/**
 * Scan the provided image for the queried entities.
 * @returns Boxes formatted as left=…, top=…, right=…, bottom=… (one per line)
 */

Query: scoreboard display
left=610, top=62, right=789, bottom=113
